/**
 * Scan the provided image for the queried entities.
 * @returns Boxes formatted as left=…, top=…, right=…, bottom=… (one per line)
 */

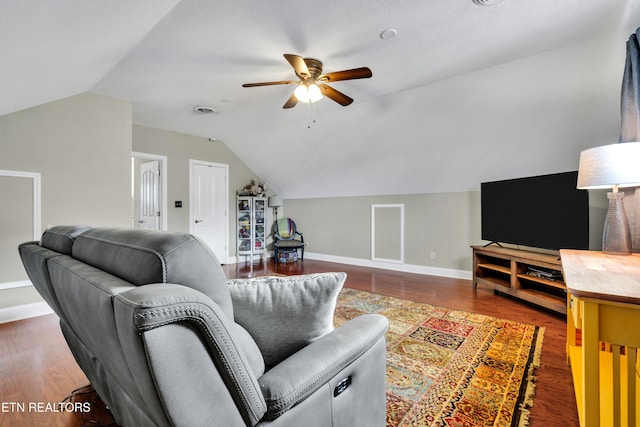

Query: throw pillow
left=227, top=272, right=346, bottom=368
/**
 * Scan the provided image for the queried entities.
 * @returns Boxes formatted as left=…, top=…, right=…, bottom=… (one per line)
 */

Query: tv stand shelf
left=472, top=245, right=566, bottom=314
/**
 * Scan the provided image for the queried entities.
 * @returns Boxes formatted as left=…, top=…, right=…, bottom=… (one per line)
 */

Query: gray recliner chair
left=18, top=226, right=388, bottom=427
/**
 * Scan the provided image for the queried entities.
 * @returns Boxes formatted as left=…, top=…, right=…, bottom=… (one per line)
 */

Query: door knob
left=195, top=219, right=203, bottom=223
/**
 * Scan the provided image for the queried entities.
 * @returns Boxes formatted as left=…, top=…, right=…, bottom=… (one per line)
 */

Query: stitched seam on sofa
left=159, top=237, right=195, bottom=258
left=137, top=306, right=265, bottom=422
left=264, top=322, right=386, bottom=416
left=120, top=294, right=204, bottom=308
left=77, top=235, right=168, bottom=283
left=135, top=304, right=266, bottom=421
left=136, top=310, right=255, bottom=415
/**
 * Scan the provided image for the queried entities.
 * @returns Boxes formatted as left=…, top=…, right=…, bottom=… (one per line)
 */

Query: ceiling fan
left=242, top=54, right=372, bottom=109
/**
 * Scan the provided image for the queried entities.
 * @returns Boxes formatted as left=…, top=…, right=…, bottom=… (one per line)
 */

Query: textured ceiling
left=2, top=0, right=639, bottom=198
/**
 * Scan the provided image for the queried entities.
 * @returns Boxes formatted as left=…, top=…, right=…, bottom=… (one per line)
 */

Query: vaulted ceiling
left=2, top=0, right=639, bottom=198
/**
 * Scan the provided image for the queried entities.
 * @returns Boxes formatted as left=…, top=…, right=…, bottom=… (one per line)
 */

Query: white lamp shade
left=577, top=142, right=640, bottom=189
left=268, top=196, right=283, bottom=207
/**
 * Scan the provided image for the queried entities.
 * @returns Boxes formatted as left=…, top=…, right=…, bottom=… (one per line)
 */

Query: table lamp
left=577, top=142, right=640, bottom=255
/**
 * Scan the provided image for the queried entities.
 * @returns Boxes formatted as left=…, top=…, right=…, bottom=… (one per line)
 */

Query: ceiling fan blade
left=242, top=80, right=296, bottom=87
left=319, top=67, right=372, bottom=82
left=283, top=92, right=298, bottom=109
left=319, top=84, right=353, bottom=106
left=284, top=54, right=312, bottom=79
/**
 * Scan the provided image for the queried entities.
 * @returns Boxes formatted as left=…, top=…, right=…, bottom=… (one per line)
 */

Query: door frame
left=189, top=159, right=229, bottom=263
left=132, top=152, right=168, bottom=230
left=371, top=203, right=405, bottom=264
left=0, top=169, right=41, bottom=290
left=0, top=169, right=41, bottom=241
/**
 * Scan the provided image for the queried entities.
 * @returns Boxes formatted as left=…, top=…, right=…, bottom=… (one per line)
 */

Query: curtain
left=620, top=28, right=640, bottom=143
left=620, top=28, right=640, bottom=251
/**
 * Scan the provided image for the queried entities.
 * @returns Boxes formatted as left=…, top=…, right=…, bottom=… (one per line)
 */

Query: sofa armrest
left=258, top=313, right=388, bottom=420
left=114, top=284, right=267, bottom=426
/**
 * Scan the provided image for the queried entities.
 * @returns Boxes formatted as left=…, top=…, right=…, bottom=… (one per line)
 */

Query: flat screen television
left=481, top=171, right=589, bottom=251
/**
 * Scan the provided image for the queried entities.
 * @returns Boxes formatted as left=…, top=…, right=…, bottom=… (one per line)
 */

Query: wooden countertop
left=560, top=249, right=640, bottom=305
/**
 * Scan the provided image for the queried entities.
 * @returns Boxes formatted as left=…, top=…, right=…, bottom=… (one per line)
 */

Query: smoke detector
left=379, top=29, right=398, bottom=40
left=472, top=0, right=503, bottom=5
left=193, top=105, right=217, bottom=114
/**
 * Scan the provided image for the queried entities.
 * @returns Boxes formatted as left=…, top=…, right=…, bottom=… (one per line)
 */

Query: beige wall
left=132, top=125, right=270, bottom=257
left=0, top=176, right=33, bottom=282
left=283, top=191, right=482, bottom=272
left=280, top=34, right=623, bottom=273
left=0, top=92, right=133, bottom=308
left=0, top=93, right=132, bottom=229
left=284, top=189, right=608, bottom=273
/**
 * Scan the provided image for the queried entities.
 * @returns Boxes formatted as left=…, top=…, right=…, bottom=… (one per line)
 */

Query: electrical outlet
left=430, top=251, right=436, bottom=260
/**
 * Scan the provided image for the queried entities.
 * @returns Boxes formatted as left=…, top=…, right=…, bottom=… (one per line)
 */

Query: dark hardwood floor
left=0, top=259, right=578, bottom=426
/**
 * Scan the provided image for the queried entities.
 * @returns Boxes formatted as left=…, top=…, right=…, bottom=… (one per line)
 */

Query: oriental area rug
left=333, top=288, right=545, bottom=427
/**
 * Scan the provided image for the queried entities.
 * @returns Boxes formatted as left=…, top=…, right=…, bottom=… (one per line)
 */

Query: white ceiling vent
left=472, top=0, right=504, bottom=5
left=193, top=105, right=217, bottom=114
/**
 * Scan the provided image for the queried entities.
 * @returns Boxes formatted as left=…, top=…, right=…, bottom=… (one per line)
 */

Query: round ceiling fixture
left=472, top=0, right=504, bottom=5
left=193, top=105, right=217, bottom=114
left=379, top=29, right=398, bottom=40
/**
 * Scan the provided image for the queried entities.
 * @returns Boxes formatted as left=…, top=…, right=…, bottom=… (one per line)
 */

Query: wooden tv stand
left=472, top=245, right=566, bottom=314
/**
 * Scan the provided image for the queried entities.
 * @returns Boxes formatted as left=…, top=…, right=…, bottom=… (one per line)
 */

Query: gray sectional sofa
left=19, top=226, right=388, bottom=427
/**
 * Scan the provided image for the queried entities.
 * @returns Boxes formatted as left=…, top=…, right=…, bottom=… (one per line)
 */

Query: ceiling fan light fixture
left=242, top=54, right=371, bottom=109
left=294, top=83, right=322, bottom=103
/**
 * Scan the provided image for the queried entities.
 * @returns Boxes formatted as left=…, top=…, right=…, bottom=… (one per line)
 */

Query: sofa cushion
left=18, top=242, right=67, bottom=317
left=227, top=272, right=345, bottom=367
left=71, top=227, right=233, bottom=319
left=40, top=225, right=91, bottom=254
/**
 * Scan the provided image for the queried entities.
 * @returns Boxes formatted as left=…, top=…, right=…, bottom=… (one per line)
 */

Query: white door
left=190, top=161, right=228, bottom=263
left=139, top=160, right=160, bottom=229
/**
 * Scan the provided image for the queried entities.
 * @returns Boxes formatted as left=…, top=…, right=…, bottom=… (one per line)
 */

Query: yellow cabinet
left=562, top=250, right=640, bottom=427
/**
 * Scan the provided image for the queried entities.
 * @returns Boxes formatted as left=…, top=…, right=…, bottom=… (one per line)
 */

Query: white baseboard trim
left=0, top=301, right=53, bottom=324
left=304, top=252, right=472, bottom=280
left=224, top=251, right=274, bottom=265
left=0, top=280, right=32, bottom=290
